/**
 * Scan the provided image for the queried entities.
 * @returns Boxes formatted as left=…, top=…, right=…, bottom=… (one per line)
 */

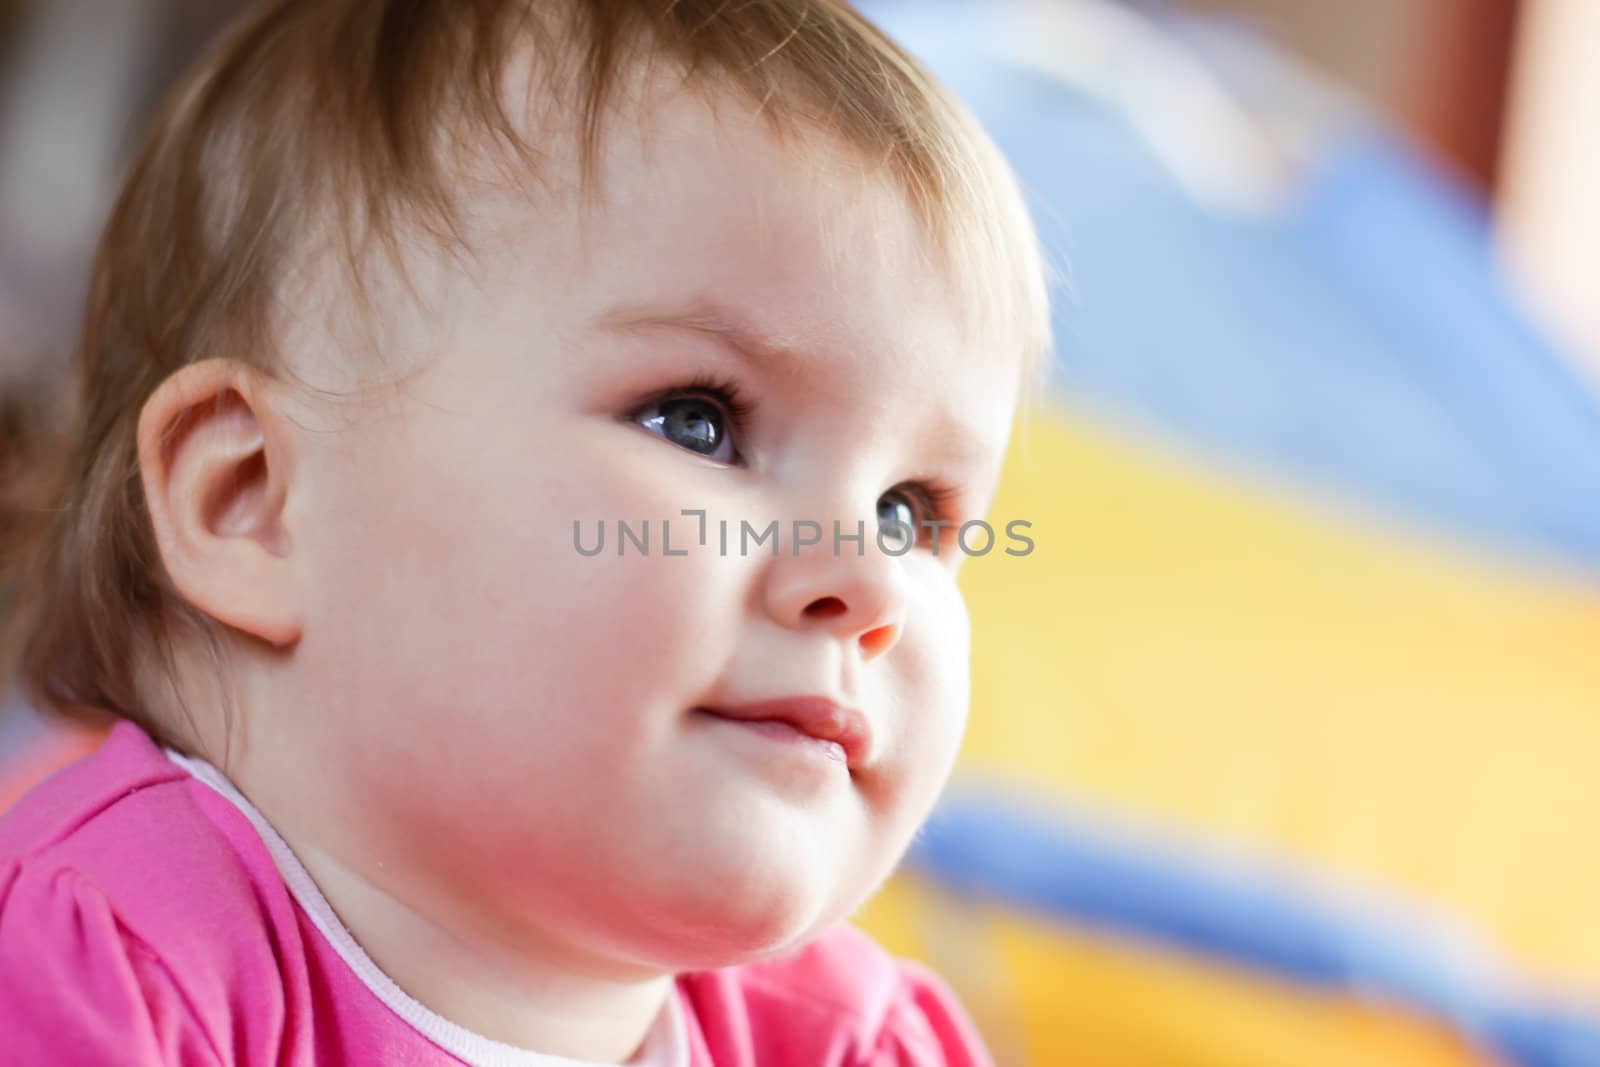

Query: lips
left=695, top=696, right=872, bottom=770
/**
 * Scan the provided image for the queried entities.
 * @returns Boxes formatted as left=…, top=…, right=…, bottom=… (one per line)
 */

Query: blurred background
left=2, top=1, right=1599, bottom=1064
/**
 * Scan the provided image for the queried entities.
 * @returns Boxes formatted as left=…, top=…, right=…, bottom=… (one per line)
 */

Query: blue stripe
left=908, top=787, right=1600, bottom=1067
left=859, top=0, right=1600, bottom=571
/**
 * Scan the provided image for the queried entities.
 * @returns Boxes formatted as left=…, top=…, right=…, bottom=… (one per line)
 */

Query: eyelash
left=636, top=373, right=966, bottom=531
left=893, top=478, right=963, bottom=530
left=676, top=372, right=758, bottom=451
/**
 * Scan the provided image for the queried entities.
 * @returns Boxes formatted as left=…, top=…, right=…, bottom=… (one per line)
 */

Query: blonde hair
left=2, top=0, right=1050, bottom=741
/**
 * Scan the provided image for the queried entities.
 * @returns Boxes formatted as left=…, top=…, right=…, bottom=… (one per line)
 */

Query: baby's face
left=274, top=86, right=1024, bottom=972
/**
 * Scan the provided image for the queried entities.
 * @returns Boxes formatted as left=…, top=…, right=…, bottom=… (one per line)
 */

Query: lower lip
left=696, top=710, right=850, bottom=767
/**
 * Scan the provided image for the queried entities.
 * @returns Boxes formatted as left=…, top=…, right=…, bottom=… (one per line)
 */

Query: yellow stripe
left=956, top=403, right=1600, bottom=984
left=857, top=875, right=1502, bottom=1067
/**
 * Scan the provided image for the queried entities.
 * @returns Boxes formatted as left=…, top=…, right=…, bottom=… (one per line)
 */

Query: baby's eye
left=876, top=490, right=919, bottom=552
left=877, top=480, right=962, bottom=553
left=633, top=393, right=738, bottom=464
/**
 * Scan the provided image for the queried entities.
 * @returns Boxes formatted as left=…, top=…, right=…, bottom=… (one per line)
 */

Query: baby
left=0, top=1, right=1048, bottom=1064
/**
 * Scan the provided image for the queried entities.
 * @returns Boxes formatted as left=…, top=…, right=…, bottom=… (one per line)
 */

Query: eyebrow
left=595, top=298, right=806, bottom=370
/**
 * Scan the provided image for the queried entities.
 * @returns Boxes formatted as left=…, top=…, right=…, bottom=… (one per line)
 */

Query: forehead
left=323, top=77, right=1030, bottom=489
left=593, top=98, right=949, bottom=340
left=564, top=87, right=1024, bottom=455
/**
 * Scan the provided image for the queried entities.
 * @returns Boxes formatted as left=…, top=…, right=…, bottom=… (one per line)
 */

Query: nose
left=761, top=519, right=909, bottom=660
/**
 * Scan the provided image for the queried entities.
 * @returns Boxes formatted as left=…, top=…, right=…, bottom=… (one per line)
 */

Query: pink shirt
left=0, top=721, right=992, bottom=1067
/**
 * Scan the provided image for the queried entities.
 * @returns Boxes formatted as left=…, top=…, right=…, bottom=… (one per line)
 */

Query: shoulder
left=0, top=857, right=227, bottom=1064
left=679, top=924, right=994, bottom=1067
left=0, top=721, right=295, bottom=1063
left=0, top=719, right=185, bottom=855
left=0, top=720, right=268, bottom=946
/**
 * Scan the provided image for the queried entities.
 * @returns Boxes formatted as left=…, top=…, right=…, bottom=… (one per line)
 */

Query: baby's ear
left=137, top=358, right=302, bottom=648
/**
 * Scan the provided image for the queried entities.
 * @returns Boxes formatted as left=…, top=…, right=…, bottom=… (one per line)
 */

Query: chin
left=636, top=859, right=852, bottom=971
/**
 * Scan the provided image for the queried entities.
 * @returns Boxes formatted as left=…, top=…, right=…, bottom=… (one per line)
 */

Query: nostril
left=804, top=596, right=848, bottom=619
left=859, top=623, right=898, bottom=657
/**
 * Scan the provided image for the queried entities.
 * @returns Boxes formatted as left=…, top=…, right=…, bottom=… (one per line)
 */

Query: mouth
left=693, top=696, right=872, bottom=772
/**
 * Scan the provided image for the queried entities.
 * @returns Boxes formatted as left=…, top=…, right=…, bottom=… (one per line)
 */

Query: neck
left=190, top=740, right=674, bottom=1064
left=294, top=841, right=674, bottom=1062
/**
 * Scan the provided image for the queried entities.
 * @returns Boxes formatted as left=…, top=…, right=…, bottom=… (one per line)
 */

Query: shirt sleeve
left=868, top=961, right=996, bottom=1067
left=0, top=861, right=224, bottom=1067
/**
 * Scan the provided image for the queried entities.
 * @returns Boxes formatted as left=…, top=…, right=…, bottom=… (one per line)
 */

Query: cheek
left=296, top=417, right=769, bottom=888
left=913, top=575, right=974, bottom=735
left=869, top=578, right=972, bottom=826
left=297, top=416, right=743, bottom=769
